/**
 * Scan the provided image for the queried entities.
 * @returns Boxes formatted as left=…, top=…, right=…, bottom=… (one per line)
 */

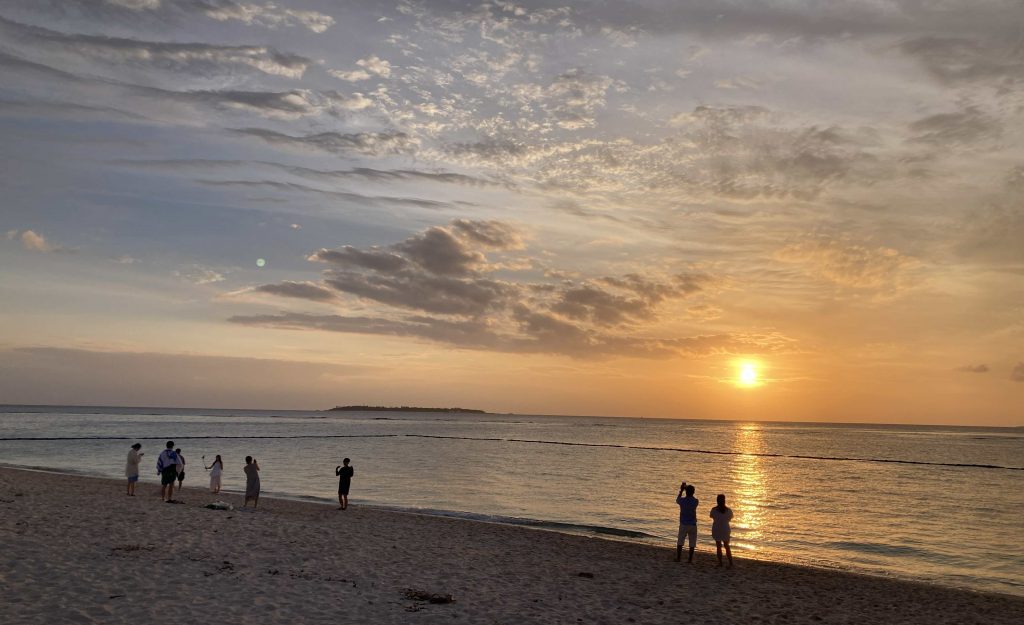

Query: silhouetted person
left=335, top=458, right=354, bottom=510
left=675, top=482, right=699, bottom=563
left=710, top=493, right=734, bottom=567
left=174, top=448, right=186, bottom=495
left=243, top=456, right=260, bottom=508
left=156, top=441, right=179, bottom=502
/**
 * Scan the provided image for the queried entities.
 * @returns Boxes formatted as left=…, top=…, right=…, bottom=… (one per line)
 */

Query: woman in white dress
left=710, top=493, right=734, bottom=568
left=205, top=454, right=223, bottom=494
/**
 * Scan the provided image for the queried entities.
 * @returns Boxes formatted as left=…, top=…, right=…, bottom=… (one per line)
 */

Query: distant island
left=327, top=405, right=487, bottom=414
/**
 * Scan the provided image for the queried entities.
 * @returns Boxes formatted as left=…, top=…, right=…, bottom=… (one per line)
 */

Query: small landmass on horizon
left=327, top=405, right=487, bottom=414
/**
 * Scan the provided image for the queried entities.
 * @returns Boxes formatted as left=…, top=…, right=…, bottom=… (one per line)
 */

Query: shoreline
left=3, top=467, right=1022, bottom=624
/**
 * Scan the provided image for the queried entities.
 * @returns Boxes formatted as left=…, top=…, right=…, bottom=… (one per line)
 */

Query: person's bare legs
left=725, top=541, right=733, bottom=568
left=687, top=532, right=696, bottom=563
left=716, top=540, right=723, bottom=566
left=341, top=494, right=348, bottom=510
left=675, top=544, right=683, bottom=562
left=253, top=495, right=259, bottom=509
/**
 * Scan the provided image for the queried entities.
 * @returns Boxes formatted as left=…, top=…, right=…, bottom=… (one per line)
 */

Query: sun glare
left=738, top=362, right=760, bottom=387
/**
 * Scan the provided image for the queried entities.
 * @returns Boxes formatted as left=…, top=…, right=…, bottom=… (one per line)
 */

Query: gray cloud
left=2, top=0, right=334, bottom=33
left=252, top=280, right=335, bottom=301
left=898, top=36, right=1024, bottom=89
left=233, top=220, right=764, bottom=358
left=232, top=127, right=418, bottom=156
left=955, top=364, right=990, bottom=373
left=908, top=107, right=1002, bottom=146
left=0, top=16, right=314, bottom=79
left=324, top=271, right=515, bottom=316
left=195, top=179, right=452, bottom=210
left=228, top=310, right=793, bottom=359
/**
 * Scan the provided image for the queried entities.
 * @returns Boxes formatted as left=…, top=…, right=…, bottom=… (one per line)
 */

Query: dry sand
left=1, top=467, right=1021, bottom=624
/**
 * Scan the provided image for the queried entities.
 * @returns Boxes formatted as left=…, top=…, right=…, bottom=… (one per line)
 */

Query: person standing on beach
left=710, top=493, right=734, bottom=568
left=125, top=443, right=143, bottom=496
left=243, top=456, right=260, bottom=508
left=205, top=454, right=223, bottom=494
left=174, top=448, right=186, bottom=496
left=675, top=482, right=699, bottom=563
left=335, top=458, right=354, bottom=510
left=156, top=441, right=179, bottom=502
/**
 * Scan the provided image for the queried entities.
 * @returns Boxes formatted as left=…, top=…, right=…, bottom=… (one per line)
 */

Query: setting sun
left=738, top=362, right=760, bottom=387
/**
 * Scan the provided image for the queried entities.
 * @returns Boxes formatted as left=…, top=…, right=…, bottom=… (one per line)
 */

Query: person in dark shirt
left=675, top=482, right=699, bottom=563
left=335, top=458, right=354, bottom=510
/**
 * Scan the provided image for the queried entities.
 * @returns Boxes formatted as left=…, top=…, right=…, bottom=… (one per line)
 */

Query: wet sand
left=1, top=467, right=1021, bottom=624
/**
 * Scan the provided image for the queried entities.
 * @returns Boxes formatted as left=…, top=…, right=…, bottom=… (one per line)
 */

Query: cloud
left=3, top=0, right=335, bottom=33
left=0, top=16, right=314, bottom=79
left=955, top=364, right=989, bottom=373
left=200, top=1, right=336, bottom=33
left=184, top=89, right=373, bottom=119
left=233, top=220, right=763, bottom=358
left=775, top=237, right=919, bottom=289
left=1012, top=363, right=1024, bottom=382
left=5, top=229, right=73, bottom=253
left=908, top=107, right=1002, bottom=146
left=898, top=37, right=1024, bottom=90
left=174, top=265, right=225, bottom=284
left=228, top=311, right=794, bottom=359
left=251, top=280, right=336, bottom=302
left=20, top=230, right=51, bottom=252
left=195, top=179, right=453, bottom=210
left=231, top=128, right=418, bottom=156
left=329, top=55, right=392, bottom=81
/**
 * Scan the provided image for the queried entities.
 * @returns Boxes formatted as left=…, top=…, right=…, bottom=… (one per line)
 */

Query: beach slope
left=1, top=467, right=1021, bottom=624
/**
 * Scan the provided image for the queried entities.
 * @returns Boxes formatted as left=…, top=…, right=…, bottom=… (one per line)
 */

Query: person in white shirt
left=709, top=493, right=734, bottom=568
left=125, top=443, right=143, bottom=496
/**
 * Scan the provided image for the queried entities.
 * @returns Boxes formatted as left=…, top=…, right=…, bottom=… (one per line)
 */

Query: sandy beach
left=1, top=467, right=1021, bottom=625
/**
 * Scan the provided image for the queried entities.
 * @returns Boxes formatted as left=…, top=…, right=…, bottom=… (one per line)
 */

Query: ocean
left=1, top=405, right=1021, bottom=596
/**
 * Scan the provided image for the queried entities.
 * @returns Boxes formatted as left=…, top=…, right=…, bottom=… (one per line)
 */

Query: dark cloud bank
left=231, top=219, right=794, bottom=359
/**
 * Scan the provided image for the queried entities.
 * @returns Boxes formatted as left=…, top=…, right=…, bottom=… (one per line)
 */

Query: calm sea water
left=1, top=405, right=1021, bottom=595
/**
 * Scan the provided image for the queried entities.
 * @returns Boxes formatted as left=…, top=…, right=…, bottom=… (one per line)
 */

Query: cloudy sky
left=1, top=0, right=1022, bottom=424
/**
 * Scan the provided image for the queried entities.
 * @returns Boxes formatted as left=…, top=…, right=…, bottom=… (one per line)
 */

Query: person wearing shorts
left=335, top=458, right=354, bottom=510
left=156, top=441, right=180, bottom=502
left=125, top=443, right=143, bottom=496
left=675, top=482, right=699, bottom=563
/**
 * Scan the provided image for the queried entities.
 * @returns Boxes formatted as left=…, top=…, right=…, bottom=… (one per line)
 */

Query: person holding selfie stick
left=204, top=454, right=223, bottom=494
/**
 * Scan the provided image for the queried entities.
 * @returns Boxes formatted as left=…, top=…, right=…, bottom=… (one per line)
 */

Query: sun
left=737, top=362, right=760, bottom=387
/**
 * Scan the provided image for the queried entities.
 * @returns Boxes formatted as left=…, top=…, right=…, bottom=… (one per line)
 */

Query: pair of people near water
left=155, top=441, right=183, bottom=502
left=676, top=481, right=734, bottom=567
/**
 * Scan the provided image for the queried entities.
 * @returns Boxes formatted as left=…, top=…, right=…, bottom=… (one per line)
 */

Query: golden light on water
left=731, top=424, right=768, bottom=551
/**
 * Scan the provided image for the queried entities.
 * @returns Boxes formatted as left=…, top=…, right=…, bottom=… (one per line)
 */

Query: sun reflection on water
left=731, top=423, right=769, bottom=552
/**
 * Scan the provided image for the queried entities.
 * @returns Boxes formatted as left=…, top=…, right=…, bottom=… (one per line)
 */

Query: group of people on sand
left=124, top=442, right=353, bottom=511
left=124, top=441, right=264, bottom=508
left=676, top=481, right=734, bottom=567
left=129, top=442, right=733, bottom=563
